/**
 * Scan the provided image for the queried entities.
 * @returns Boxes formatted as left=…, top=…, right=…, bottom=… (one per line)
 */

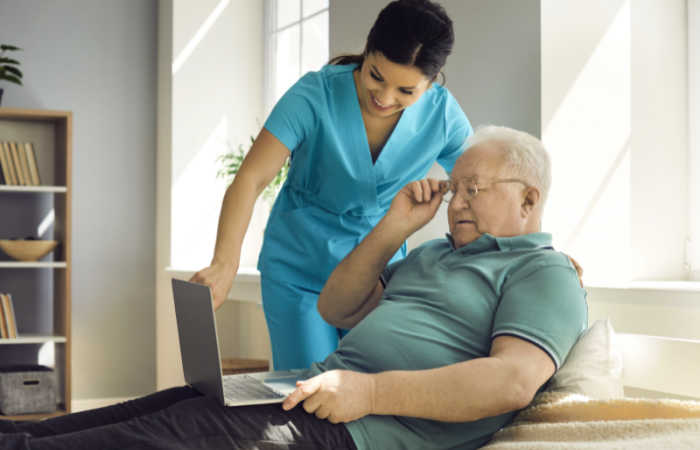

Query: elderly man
left=282, top=125, right=587, bottom=449
left=0, top=126, right=586, bottom=450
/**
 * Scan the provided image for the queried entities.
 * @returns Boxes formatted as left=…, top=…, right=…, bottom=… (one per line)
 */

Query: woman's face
left=356, top=51, right=433, bottom=118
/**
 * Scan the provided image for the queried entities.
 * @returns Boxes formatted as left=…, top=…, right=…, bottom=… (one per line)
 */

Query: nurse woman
left=191, top=0, right=472, bottom=370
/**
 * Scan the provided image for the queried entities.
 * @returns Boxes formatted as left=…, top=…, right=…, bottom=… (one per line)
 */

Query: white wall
left=157, top=0, right=267, bottom=389
left=170, top=0, right=267, bottom=271
left=689, top=0, right=700, bottom=280
left=0, top=0, right=157, bottom=400
left=541, top=0, right=688, bottom=282
left=543, top=0, right=700, bottom=396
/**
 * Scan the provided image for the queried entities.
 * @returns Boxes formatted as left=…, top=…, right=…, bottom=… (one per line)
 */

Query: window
left=541, top=0, right=693, bottom=283
left=264, top=0, right=329, bottom=115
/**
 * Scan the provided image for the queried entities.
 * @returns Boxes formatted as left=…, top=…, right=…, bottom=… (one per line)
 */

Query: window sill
left=584, top=280, right=700, bottom=293
left=165, top=266, right=261, bottom=283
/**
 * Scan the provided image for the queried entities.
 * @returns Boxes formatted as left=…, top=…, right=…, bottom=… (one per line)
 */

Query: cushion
left=546, top=318, right=624, bottom=399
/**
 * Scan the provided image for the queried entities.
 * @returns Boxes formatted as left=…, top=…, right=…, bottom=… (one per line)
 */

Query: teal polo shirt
left=311, top=232, right=588, bottom=450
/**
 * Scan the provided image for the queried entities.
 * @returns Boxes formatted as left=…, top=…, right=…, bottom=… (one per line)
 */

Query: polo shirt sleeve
left=263, top=72, right=321, bottom=153
left=492, top=259, right=588, bottom=369
left=379, top=259, right=404, bottom=288
left=437, top=91, right=472, bottom=174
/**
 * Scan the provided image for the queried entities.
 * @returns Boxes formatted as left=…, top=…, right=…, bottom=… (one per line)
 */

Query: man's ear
left=521, top=187, right=540, bottom=216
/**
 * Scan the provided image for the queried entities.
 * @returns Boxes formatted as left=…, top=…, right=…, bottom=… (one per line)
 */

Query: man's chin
left=451, top=233, right=481, bottom=249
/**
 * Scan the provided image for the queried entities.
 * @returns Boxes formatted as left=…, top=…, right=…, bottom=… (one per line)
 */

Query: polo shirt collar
left=445, top=232, right=553, bottom=254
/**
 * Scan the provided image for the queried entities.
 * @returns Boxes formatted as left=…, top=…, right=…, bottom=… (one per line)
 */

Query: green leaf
left=0, top=45, right=21, bottom=52
left=1, top=74, right=22, bottom=85
left=217, top=135, right=289, bottom=204
left=0, top=57, right=20, bottom=65
left=3, top=65, right=22, bottom=78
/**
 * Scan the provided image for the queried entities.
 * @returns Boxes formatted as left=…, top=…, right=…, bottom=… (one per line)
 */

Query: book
left=0, top=294, right=8, bottom=339
left=16, top=142, right=33, bottom=186
left=9, top=141, right=26, bottom=185
left=3, top=294, right=17, bottom=338
left=0, top=142, right=17, bottom=185
left=0, top=149, right=5, bottom=184
left=12, top=142, right=31, bottom=186
left=24, top=142, right=41, bottom=185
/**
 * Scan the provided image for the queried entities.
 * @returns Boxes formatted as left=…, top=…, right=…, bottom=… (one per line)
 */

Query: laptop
left=171, top=278, right=308, bottom=406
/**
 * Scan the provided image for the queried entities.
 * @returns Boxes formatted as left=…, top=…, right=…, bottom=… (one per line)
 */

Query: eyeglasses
left=440, top=177, right=530, bottom=203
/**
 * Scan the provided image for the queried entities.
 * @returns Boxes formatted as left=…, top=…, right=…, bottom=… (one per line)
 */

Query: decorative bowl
left=0, top=240, right=58, bottom=262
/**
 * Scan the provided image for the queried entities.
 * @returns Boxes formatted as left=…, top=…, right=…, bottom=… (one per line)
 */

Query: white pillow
left=547, top=318, right=624, bottom=399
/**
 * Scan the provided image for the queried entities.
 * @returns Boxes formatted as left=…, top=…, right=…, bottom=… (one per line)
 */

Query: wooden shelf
left=222, top=358, right=269, bottom=375
left=0, top=185, right=67, bottom=193
left=0, top=335, right=67, bottom=345
left=0, top=262, right=67, bottom=269
left=0, top=407, right=67, bottom=421
left=0, top=107, right=73, bottom=413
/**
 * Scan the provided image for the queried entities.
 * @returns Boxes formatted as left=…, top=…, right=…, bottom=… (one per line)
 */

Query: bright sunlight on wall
left=171, top=0, right=329, bottom=271
left=170, top=0, right=265, bottom=270
left=541, top=0, right=688, bottom=283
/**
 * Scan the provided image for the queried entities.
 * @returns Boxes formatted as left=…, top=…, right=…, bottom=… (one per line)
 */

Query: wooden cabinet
left=0, top=108, right=72, bottom=419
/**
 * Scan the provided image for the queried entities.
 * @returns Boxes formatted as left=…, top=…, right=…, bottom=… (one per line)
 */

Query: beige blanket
left=482, top=392, right=700, bottom=449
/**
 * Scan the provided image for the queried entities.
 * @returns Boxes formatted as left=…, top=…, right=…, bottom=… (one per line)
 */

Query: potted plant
left=217, top=135, right=290, bottom=205
left=0, top=44, right=23, bottom=106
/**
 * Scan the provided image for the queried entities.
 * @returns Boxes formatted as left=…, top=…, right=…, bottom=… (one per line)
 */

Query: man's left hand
left=282, top=370, right=375, bottom=423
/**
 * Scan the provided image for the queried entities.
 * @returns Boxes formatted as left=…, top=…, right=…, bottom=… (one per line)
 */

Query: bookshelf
left=0, top=108, right=72, bottom=420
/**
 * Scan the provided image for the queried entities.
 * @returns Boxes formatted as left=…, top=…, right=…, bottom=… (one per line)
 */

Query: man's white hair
left=464, top=125, right=551, bottom=203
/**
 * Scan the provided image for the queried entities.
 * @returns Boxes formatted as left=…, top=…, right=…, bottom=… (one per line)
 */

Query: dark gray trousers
left=0, top=386, right=356, bottom=450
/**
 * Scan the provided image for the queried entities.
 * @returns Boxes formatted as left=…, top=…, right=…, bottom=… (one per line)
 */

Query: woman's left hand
left=565, top=254, right=584, bottom=287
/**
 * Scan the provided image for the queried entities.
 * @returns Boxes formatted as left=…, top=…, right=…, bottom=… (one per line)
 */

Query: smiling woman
left=189, top=0, right=474, bottom=374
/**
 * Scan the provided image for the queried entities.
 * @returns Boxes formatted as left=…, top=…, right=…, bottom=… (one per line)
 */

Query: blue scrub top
left=259, top=64, right=472, bottom=290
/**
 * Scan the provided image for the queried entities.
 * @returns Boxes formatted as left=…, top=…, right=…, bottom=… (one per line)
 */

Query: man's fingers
left=410, top=181, right=424, bottom=202
left=566, top=255, right=584, bottom=287
left=419, top=179, right=431, bottom=201
left=282, top=378, right=319, bottom=410
left=428, top=178, right=442, bottom=194
left=402, top=179, right=447, bottom=205
left=314, top=405, right=331, bottom=420
left=303, top=394, right=322, bottom=414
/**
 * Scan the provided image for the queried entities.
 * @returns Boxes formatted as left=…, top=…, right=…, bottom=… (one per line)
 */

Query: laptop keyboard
left=223, top=375, right=285, bottom=400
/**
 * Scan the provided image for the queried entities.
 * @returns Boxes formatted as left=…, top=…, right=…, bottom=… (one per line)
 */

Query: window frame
left=689, top=0, right=700, bottom=280
left=263, top=0, right=329, bottom=116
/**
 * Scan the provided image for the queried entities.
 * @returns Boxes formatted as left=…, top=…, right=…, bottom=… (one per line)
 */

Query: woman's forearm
left=211, top=171, right=264, bottom=268
left=211, top=129, right=289, bottom=269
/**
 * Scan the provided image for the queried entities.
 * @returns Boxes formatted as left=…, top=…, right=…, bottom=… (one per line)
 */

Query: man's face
left=447, top=143, right=530, bottom=248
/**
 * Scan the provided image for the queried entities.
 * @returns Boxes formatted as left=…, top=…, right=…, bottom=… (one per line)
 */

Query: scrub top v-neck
left=258, top=63, right=472, bottom=290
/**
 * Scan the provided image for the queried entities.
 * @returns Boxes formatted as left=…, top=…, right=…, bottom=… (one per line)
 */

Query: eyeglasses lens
left=442, top=179, right=478, bottom=203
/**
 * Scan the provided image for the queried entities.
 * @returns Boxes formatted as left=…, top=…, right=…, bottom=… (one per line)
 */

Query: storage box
left=0, top=365, right=57, bottom=415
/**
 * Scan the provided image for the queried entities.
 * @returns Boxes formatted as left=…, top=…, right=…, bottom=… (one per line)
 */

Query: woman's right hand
left=189, top=262, right=238, bottom=310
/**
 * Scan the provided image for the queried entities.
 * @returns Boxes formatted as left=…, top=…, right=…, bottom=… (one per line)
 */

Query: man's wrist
left=367, top=373, right=378, bottom=416
left=377, top=214, right=416, bottom=243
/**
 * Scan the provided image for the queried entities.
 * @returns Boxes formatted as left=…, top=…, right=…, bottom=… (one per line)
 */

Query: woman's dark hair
left=329, top=0, right=454, bottom=82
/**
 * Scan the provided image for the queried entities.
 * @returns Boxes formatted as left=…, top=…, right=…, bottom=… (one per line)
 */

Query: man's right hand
left=189, top=262, right=237, bottom=310
left=384, top=178, right=444, bottom=237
